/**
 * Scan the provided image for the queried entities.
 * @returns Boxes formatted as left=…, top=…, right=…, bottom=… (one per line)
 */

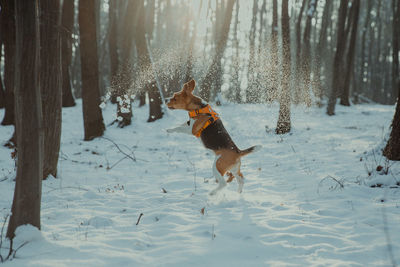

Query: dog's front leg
left=166, top=119, right=194, bottom=135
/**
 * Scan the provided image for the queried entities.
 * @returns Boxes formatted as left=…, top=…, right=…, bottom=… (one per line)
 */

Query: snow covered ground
left=0, top=100, right=399, bottom=266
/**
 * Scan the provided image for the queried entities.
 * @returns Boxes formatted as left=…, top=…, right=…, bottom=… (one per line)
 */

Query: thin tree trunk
left=294, top=0, right=307, bottom=104
left=340, top=0, right=360, bottom=106
left=327, top=0, right=349, bottom=116
left=392, top=0, right=400, bottom=104
left=300, top=0, right=318, bottom=107
left=200, top=0, right=235, bottom=102
left=61, top=0, right=76, bottom=107
left=312, top=1, right=332, bottom=104
left=134, top=0, right=163, bottom=122
left=269, top=0, right=279, bottom=102
left=276, top=0, right=291, bottom=134
left=357, top=0, right=372, bottom=103
left=114, top=0, right=140, bottom=127
left=0, top=8, right=4, bottom=109
left=40, top=0, right=62, bottom=180
left=108, top=0, right=119, bottom=104
left=1, top=0, right=15, bottom=125
left=7, top=0, right=43, bottom=239
left=79, top=0, right=105, bottom=140
left=246, top=0, right=258, bottom=103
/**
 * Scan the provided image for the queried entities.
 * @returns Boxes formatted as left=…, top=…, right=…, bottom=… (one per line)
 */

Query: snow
left=0, top=101, right=399, bottom=266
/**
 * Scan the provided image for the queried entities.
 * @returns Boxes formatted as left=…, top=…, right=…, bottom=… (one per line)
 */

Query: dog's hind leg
left=209, top=155, right=227, bottom=195
left=231, top=161, right=244, bottom=193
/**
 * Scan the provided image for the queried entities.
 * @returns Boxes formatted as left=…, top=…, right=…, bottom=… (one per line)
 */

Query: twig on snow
left=136, top=213, right=144, bottom=226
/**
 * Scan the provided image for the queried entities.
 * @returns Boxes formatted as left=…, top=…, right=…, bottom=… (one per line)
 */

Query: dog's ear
left=183, top=79, right=196, bottom=93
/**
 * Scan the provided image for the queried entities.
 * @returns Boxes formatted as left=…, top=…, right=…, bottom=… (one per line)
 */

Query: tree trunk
left=134, top=0, right=163, bottom=122
left=293, top=0, right=307, bottom=104
left=246, top=0, right=258, bottom=103
left=7, top=0, right=43, bottom=239
left=300, top=0, right=318, bottom=107
left=392, top=0, right=400, bottom=104
left=312, top=0, right=332, bottom=104
left=113, top=0, right=140, bottom=127
left=61, top=0, right=76, bottom=107
left=108, top=0, right=119, bottom=98
left=327, top=0, right=349, bottom=116
left=383, top=81, right=400, bottom=160
left=200, top=0, right=235, bottom=102
left=0, top=8, right=4, bottom=109
left=79, top=0, right=105, bottom=140
left=40, top=0, right=62, bottom=180
left=357, top=0, right=372, bottom=103
left=269, top=0, right=279, bottom=102
left=1, top=0, right=15, bottom=125
left=276, top=0, right=291, bottom=134
left=340, top=0, right=360, bottom=106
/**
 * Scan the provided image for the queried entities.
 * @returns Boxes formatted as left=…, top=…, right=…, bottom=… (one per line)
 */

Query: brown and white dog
left=166, top=79, right=261, bottom=195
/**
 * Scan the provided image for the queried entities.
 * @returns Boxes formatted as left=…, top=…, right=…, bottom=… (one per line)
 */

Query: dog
left=166, top=79, right=261, bottom=195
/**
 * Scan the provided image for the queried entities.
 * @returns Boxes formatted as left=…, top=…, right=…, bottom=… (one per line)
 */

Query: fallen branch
left=136, top=213, right=144, bottom=226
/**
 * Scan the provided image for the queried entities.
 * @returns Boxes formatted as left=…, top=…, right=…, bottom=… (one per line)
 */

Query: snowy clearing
left=0, top=101, right=399, bottom=266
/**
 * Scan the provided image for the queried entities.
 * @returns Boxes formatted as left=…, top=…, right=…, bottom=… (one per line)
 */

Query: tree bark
left=246, top=0, right=258, bottom=103
left=7, top=0, right=43, bottom=239
left=293, top=0, right=307, bottom=104
left=327, top=0, right=349, bottom=116
left=392, top=0, right=400, bottom=103
left=0, top=0, right=15, bottom=125
left=276, top=0, right=291, bottom=134
left=340, top=0, right=360, bottom=106
left=0, top=8, right=4, bottom=109
left=79, top=0, right=105, bottom=140
left=134, top=0, right=163, bottom=122
left=269, top=0, right=279, bottom=102
left=383, top=81, right=400, bottom=160
left=200, top=0, right=235, bottom=102
left=300, top=0, right=318, bottom=107
left=40, top=0, right=62, bottom=180
left=61, top=0, right=76, bottom=107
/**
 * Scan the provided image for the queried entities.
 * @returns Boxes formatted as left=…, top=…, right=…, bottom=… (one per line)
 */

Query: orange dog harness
left=188, top=105, right=220, bottom=137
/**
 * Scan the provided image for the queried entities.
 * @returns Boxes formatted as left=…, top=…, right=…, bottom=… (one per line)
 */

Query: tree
left=134, top=0, right=163, bottom=122
left=7, top=0, right=43, bottom=239
left=276, top=0, right=291, bottom=134
left=300, top=0, right=318, bottom=106
left=200, top=0, right=235, bottom=102
left=269, top=0, right=279, bottom=102
left=0, top=0, right=15, bottom=126
left=246, top=0, right=258, bottom=103
left=340, top=0, right=360, bottom=106
left=383, top=0, right=400, bottom=160
left=79, top=0, right=105, bottom=140
left=0, top=7, right=4, bottom=109
left=327, top=0, right=349, bottom=116
left=40, top=0, right=62, bottom=179
left=392, top=0, right=400, bottom=103
left=61, top=0, right=76, bottom=107
left=293, top=0, right=307, bottom=104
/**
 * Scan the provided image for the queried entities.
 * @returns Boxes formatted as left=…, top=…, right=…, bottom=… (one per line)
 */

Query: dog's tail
left=239, top=145, right=262, bottom=157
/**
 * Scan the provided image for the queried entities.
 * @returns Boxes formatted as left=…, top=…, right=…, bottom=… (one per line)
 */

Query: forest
left=0, top=0, right=399, bottom=266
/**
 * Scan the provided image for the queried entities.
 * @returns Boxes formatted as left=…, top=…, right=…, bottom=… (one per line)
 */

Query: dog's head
left=166, top=79, right=197, bottom=110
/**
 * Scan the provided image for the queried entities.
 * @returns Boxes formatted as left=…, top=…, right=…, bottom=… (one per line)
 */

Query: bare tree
left=61, top=0, right=76, bottom=107
left=383, top=0, right=400, bottom=160
left=40, top=0, right=62, bottom=179
left=392, top=0, right=400, bottom=102
left=79, top=0, right=105, bottom=140
left=327, top=0, right=349, bottom=115
left=0, top=0, right=15, bottom=126
left=276, top=0, right=291, bottom=134
left=340, top=0, right=360, bottom=106
left=7, top=0, right=43, bottom=239
left=134, top=0, right=164, bottom=122
left=200, top=0, right=235, bottom=102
